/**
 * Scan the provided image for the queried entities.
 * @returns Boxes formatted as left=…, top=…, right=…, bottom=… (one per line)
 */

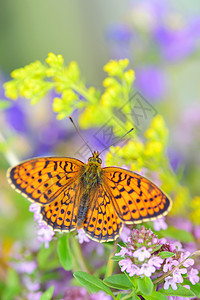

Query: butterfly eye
left=97, top=158, right=102, bottom=164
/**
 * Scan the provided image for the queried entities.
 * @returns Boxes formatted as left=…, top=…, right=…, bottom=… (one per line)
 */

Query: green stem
left=105, top=240, right=117, bottom=278
left=0, top=132, right=19, bottom=166
left=70, top=236, right=90, bottom=273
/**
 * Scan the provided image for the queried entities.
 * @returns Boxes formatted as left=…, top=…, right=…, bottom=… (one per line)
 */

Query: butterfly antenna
left=99, top=127, right=135, bottom=155
left=68, top=116, right=93, bottom=155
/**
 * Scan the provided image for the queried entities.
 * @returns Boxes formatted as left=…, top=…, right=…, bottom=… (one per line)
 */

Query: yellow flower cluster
left=4, top=60, right=52, bottom=104
left=189, top=196, right=200, bottom=225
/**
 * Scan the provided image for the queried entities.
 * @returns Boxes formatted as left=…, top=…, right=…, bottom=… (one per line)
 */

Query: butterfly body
left=7, top=151, right=172, bottom=242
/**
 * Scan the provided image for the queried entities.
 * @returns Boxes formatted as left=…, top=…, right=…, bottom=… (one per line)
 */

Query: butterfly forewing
left=7, top=157, right=84, bottom=205
left=103, top=167, right=172, bottom=224
left=83, top=185, right=122, bottom=242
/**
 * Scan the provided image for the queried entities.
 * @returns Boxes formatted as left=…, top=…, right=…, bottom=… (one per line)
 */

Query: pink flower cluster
left=29, top=203, right=91, bottom=246
left=116, top=227, right=199, bottom=291
left=29, top=203, right=55, bottom=248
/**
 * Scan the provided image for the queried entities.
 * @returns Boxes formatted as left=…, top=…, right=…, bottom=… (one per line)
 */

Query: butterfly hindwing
left=83, top=185, right=122, bottom=242
left=7, top=157, right=84, bottom=205
left=40, top=180, right=82, bottom=231
left=103, top=167, right=172, bottom=224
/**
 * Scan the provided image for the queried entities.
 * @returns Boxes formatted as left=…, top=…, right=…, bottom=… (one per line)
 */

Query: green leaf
left=131, top=287, right=141, bottom=300
left=158, top=251, right=175, bottom=259
left=160, top=226, right=195, bottom=243
left=104, top=274, right=133, bottom=290
left=116, top=292, right=122, bottom=300
left=143, top=291, right=168, bottom=300
left=37, top=243, right=59, bottom=270
left=40, top=286, right=54, bottom=300
left=138, top=277, right=153, bottom=296
left=57, top=235, right=72, bottom=270
left=73, top=271, right=115, bottom=298
left=0, top=100, right=12, bottom=110
left=153, top=244, right=162, bottom=252
left=159, top=285, right=195, bottom=297
left=183, top=279, right=200, bottom=297
left=1, top=269, right=21, bottom=300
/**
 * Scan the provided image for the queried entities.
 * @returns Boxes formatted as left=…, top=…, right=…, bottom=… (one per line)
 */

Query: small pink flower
left=90, top=291, right=112, bottom=300
left=188, top=268, right=200, bottom=285
left=22, top=276, right=40, bottom=292
left=163, top=258, right=179, bottom=272
left=138, top=263, right=155, bottom=277
left=148, top=256, right=163, bottom=268
left=115, top=245, right=130, bottom=257
left=170, top=241, right=183, bottom=252
left=127, top=264, right=140, bottom=277
left=27, top=292, right=42, bottom=300
left=37, top=221, right=55, bottom=248
left=29, top=203, right=41, bottom=221
left=153, top=217, right=168, bottom=231
left=77, top=229, right=90, bottom=244
left=119, top=258, right=133, bottom=272
left=164, top=276, right=177, bottom=290
left=133, top=247, right=151, bottom=262
left=173, top=268, right=187, bottom=284
left=179, top=251, right=194, bottom=267
left=11, top=260, right=37, bottom=274
left=119, top=225, right=131, bottom=243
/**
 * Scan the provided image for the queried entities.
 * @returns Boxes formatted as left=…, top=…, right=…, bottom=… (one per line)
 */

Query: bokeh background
left=1, top=0, right=200, bottom=298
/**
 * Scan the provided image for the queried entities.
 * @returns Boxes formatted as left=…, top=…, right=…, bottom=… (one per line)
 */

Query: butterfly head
left=88, top=151, right=102, bottom=165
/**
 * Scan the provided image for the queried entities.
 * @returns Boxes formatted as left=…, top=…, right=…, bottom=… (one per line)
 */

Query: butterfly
left=7, top=151, right=172, bottom=243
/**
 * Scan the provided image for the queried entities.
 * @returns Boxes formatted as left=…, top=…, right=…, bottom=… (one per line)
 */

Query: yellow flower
left=103, top=59, right=129, bottom=76
left=190, top=196, right=200, bottom=225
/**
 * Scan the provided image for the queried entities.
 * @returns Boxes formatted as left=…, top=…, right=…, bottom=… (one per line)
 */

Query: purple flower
left=193, top=225, right=200, bottom=239
left=119, top=258, right=133, bottom=272
left=188, top=268, right=199, bottom=285
left=138, top=263, right=156, bottom=277
left=128, top=264, right=140, bottom=277
left=119, top=225, right=131, bottom=243
left=29, top=203, right=55, bottom=248
left=29, top=203, right=41, bottom=222
left=133, top=247, right=151, bottom=262
left=164, top=276, right=177, bottom=290
left=5, top=99, right=28, bottom=133
left=27, top=292, right=42, bottom=300
left=115, top=246, right=130, bottom=257
left=63, top=286, right=88, bottom=300
left=155, top=18, right=200, bottom=62
left=90, top=291, right=112, bottom=300
left=163, top=258, right=179, bottom=273
left=135, top=66, right=167, bottom=101
left=153, top=217, right=168, bottom=231
left=172, top=268, right=187, bottom=284
left=36, top=221, right=55, bottom=248
left=77, top=229, right=90, bottom=244
left=11, top=260, right=37, bottom=274
left=179, top=251, right=194, bottom=268
left=148, top=256, right=163, bottom=268
left=22, top=276, right=40, bottom=292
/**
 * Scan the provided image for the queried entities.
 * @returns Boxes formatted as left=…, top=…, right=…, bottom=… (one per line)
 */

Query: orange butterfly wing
left=7, top=157, right=86, bottom=232
left=102, top=167, right=172, bottom=224
left=7, top=157, right=84, bottom=205
left=83, top=184, right=122, bottom=242
left=40, top=180, right=83, bottom=231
